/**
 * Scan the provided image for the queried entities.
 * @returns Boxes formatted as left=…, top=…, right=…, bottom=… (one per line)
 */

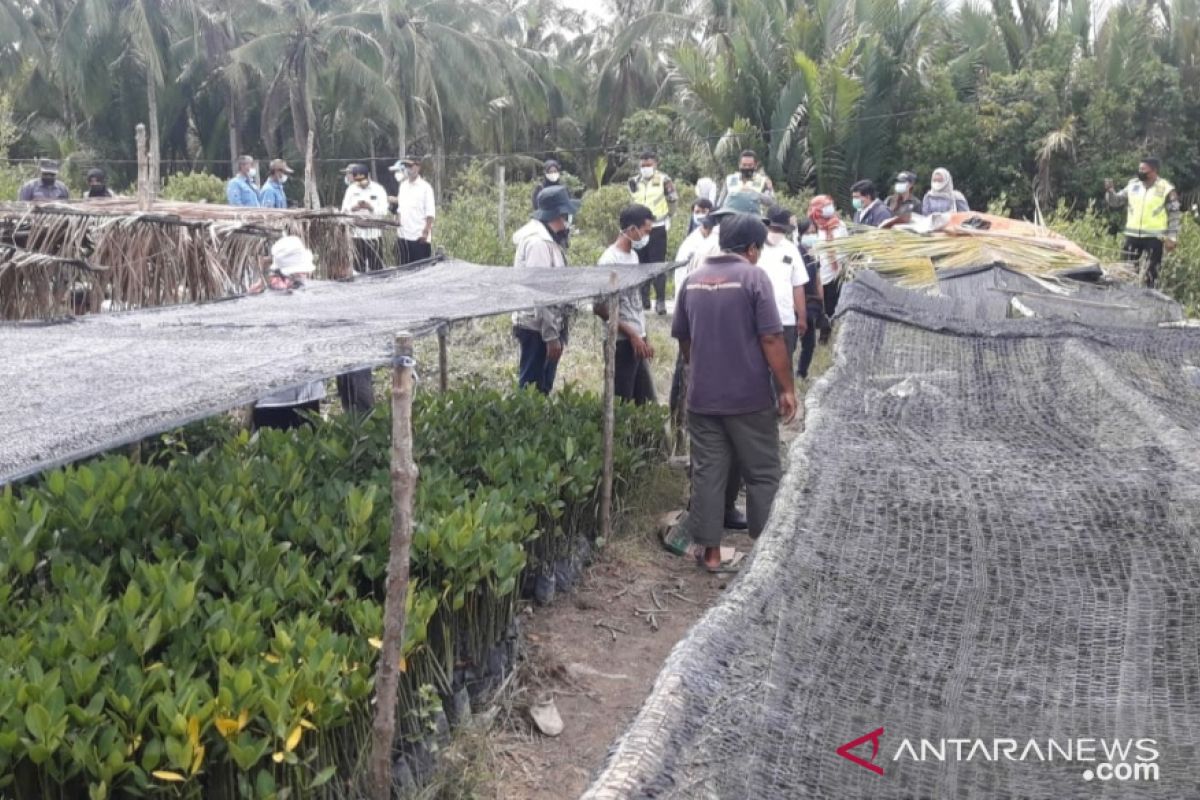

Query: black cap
left=86, top=168, right=106, bottom=181
left=544, top=159, right=560, bottom=170
left=765, top=205, right=794, bottom=231
left=533, top=185, right=582, bottom=222
left=347, top=163, right=369, bottom=177
left=38, top=158, right=60, bottom=174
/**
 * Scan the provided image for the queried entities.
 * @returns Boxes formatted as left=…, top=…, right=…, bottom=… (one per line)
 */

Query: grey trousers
left=686, top=407, right=782, bottom=548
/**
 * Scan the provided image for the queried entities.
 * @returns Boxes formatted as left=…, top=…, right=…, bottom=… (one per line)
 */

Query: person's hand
left=387, top=195, right=397, bottom=205
left=1104, top=178, right=1114, bottom=192
left=1165, top=238, right=1178, bottom=252
left=778, top=390, right=798, bottom=424
left=631, top=335, right=653, bottom=360
left=546, top=339, right=564, bottom=362
left=419, top=233, right=430, bottom=243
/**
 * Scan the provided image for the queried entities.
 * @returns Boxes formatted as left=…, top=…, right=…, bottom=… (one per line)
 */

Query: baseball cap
left=38, top=158, right=59, bottom=175
left=269, top=158, right=294, bottom=174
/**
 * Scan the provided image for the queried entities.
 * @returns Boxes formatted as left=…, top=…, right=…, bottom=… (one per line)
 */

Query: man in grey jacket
left=512, top=185, right=581, bottom=393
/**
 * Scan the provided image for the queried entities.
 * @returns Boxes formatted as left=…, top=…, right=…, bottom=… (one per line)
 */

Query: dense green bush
left=161, top=172, right=227, bottom=204
left=0, top=386, right=666, bottom=798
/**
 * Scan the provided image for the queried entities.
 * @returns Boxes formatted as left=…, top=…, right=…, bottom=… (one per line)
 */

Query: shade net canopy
left=585, top=270, right=1200, bottom=799
left=0, top=259, right=671, bottom=485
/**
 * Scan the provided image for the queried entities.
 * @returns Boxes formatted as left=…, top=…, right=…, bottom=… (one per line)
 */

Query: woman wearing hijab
left=920, top=168, right=970, bottom=215
left=801, top=194, right=848, bottom=326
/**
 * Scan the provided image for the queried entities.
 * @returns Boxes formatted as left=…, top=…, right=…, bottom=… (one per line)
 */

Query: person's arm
left=921, top=195, right=934, bottom=215
left=752, top=272, right=796, bottom=421
left=525, top=240, right=564, bottom=350
left=762, top=176, right=775, bottom=198
left=226, top=180, right=239, bottom=205
left=679, top=339, right=691, bottom=364
left=1165, top=190, right=1182, bottom=248
left=955, top=192, right=969, bottom=212
left=665, top=178, right=678, bottom=206
left=1104, top=180, right=1127, bottom=209
left=792, top=286, right=808, bottom=336
left=422, top=184, right=435, bottom=241
left=593, top=300, right=653, bottom=357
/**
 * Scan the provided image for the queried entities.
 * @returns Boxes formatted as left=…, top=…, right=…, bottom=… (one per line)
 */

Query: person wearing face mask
left=84, top=168, right=114, bottom=199
left=671, top=211, right=796, bottom=573
left=886, top=171, right=917, bottom=214
left=850, top=179, right=893, bottom=227
left=592, top=204, right=658, bottom=405
left=793, top=217, right=827, bottom=380
left=340, top=163, right=389, bottom=273
left=920, top=167, right=969, bottom=215
left=1105, top=157, right=1182, bottom=288
left=687, top=198, right=714, bottom=235
left=532, top=159, right=563, bottom=210
left=259, top=158, right=294, bottom=209
left=19, top=159, right=70, bottom=202
left=757, top=206, right=810, bottom=374
left=388, top=155, right=436, bottom=265
left=225, top=155, right=261, bottom=207
left=249, top=236, right=326, bottom=430
left=627, top=150, right=678, bottom=314
left=512, top=185, right=582, bottom=394
left=718, top=149, right=774, bottom=209
left=802, top=195, right=849, bottom=328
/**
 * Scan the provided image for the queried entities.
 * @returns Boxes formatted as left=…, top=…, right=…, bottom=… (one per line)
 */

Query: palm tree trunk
left=147, top=76, right=160, bottom=200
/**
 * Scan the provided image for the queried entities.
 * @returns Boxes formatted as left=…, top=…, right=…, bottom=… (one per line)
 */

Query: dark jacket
left=854, top=199, right=893, bottom=227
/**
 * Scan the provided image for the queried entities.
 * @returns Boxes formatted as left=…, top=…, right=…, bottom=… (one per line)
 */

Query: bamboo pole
left=437, top=325, right=449, bottom=393
left=135, top=125, right=149, bottom=213
left=600, top=272, right=619, bottom=542
left=369, top=333, right=418, bottom=799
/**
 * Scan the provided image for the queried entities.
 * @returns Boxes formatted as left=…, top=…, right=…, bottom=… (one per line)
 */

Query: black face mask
left=740, top=167, right=755, bottom=179
left=1137, top=170, right=1151, bottom=181
left=41, top=175, right=56, bottom=186
left=87, top=185, right=108, bottom=197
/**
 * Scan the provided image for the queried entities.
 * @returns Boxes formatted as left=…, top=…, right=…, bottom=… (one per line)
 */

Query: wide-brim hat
left=709, top=193, right=770, bottom=225
left=389, top=156, right=419, bottom=172
left=271, top=235, right=315, bottom=276
left=533, top=185, right=582, bottom=222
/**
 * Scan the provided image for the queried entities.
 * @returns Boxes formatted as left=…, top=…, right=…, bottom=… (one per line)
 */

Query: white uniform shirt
left=801, top=223, right=849, bottom=285
left=341, top=180, right=388, bottom=239
left=396, top=176, right=436, bottom=241
left=756, top=240, right=809, bottom=326
left=673, top=225, right=721, bottom=300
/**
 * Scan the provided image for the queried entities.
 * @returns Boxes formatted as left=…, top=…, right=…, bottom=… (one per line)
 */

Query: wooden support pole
left=369, top=333, right=418, bottom=799
left=600, top=272, right=620, bottom=543
left=497, top=163, right=507, bottom=242
left=304, top=130, right=319, bottom=210
left=135, top=124, right=149, bottom=213
left=437, top=326, right=449, bottom=393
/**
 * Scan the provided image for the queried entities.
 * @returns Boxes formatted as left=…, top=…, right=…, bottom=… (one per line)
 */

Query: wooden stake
left=369, top=333, right=418, bottom=799
left=135, top=124, right=149, bottom=212
left=437, top=326, right=449, bottom=393
left=497, top=163, right=507, bottom=242
left=304, top=130, right=319, bottom=210
left=600, top=272, right=619, bottom=543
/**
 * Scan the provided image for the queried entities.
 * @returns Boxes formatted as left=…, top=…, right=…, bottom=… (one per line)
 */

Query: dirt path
left=487, top=531, right=751, bottom=799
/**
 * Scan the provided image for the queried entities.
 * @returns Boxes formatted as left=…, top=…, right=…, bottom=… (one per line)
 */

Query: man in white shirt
left=388, top=156, right=436, bottom=265
left=757, top=205, right=809, bottom=371
left=340, top=163, right=389, bottom=272
left=593, top=204, right=657, bottom=405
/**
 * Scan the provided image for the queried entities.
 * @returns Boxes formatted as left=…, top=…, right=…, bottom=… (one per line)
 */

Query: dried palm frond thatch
left=812, top=214, right=1099, bottom=289
left=0, top=200, right=390, bottom=319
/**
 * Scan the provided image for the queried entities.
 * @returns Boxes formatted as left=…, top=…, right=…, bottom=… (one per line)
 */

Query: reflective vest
left=629, top=172, right=671, bottom=221
left=1123, top=177, right=1174, bottom=238
left=725, top=172, right=770, bottom=196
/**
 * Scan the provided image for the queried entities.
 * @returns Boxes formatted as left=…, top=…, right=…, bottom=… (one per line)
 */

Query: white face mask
left=766, top=231, right=785, bottom=246
left=639, top=166, right=655, bottom=180
left=627, top=229, right=650, bottom=250
left=821, top=205, right=836, bottom=219
left=894, top=182, right=909, bottom=194
left=545, top=171, right=560, bottom=183
left=248, top=168, right=258, bottom=180
left=278, top=174, right=288, bottom=184
left=931, top=180, right=947, bottom=192
left=693, top=214, right=707, bottom=225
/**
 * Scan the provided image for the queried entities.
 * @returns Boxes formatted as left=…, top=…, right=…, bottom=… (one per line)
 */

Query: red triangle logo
left=836, top=727, right=885, bottom=775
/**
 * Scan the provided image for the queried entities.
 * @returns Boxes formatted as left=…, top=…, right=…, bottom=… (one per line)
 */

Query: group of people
left=225, top=154, right=437, bottom=273
left=17, top=159, right=114, bottom=201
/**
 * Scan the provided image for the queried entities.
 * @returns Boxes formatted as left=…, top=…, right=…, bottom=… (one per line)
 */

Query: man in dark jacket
left=851, top=179, right=893, bottom=227
left=18, top=159, right=70, bottom=201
